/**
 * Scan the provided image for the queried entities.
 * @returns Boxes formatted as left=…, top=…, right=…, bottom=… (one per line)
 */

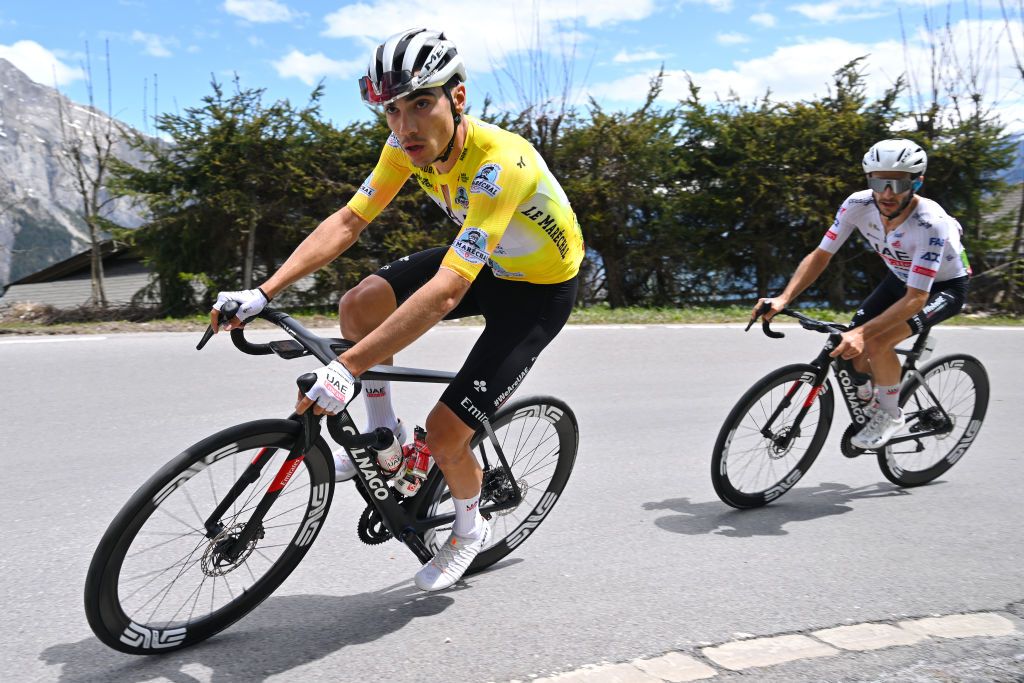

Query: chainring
left=840, top=423, right=878, bottom=459
left=357, top=504, right=392, bottom=545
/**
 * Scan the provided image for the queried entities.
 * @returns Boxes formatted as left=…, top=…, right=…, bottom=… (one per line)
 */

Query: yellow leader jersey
left=347, top=115, right=584, bottom=285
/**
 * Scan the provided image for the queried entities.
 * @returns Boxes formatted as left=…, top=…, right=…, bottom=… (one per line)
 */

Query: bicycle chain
left=357, top=504, right=393, bottom=545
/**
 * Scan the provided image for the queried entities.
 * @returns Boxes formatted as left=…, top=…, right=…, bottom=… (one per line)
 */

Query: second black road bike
left=711, top=308, right=989, bottom=509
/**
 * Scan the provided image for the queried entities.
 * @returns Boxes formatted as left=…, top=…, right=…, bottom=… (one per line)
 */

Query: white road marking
left=516, top=611, right=1022, bottom=682
left=0, top=336, right=107, bottom=345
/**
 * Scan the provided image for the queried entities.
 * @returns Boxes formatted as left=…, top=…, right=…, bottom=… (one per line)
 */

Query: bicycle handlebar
left=746, top=303, right=849, bottom=339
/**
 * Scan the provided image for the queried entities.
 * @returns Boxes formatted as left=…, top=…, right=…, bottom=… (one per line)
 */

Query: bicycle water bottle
left=370, top=428, right=404, bottom=476
left=394, top=426, right=432, bottom=497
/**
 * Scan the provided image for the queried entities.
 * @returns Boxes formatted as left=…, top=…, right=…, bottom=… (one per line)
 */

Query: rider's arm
left=339, top=268, right=471, bottom=375
left=773, top=248, right=833, bottom=309
left=262, top=140, right=412, bottom=298
left=259, top=207, right=369, bottom=299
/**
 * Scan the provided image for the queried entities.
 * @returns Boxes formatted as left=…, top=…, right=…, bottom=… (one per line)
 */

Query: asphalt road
left=1, top=322, right=1021, bottom=682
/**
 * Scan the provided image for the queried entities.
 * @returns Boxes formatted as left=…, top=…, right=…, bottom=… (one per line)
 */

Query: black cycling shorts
left=374, top=246, right=578, bottom=428
left=850, top=272, right=969, bottom=336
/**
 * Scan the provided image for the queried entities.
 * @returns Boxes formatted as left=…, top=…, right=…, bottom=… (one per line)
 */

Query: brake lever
left=745, top=302, right=785, bottom=339
left=744, top=302, right=771, bottom=332
left=197, top=300, right=242, bottom=350
left=296, top=372, right=322, bottom=454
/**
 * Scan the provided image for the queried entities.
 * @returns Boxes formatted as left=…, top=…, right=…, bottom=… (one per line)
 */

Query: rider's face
left=385, top=85, right=464, bottom=168
left=868, top=171, right=915, bottom=215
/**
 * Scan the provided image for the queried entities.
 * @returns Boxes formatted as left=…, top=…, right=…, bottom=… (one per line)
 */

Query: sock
left=363, top=380, right=397, bottom=432
left=877, top=384, right=901, bottom=417
left=452, top=493, right=483, bottom=538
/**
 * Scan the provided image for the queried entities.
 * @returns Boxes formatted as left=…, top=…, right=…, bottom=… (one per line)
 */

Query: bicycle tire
left=418, top=396, right=578, bottom=574
left=711, top=364, right=835, bottom=508
left=878, top=354, right=989, bottom=487
left=85, top=419, right=334, bottom=654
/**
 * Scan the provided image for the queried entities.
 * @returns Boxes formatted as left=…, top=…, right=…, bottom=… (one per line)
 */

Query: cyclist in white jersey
left=752, top=139, right=970, bottom=449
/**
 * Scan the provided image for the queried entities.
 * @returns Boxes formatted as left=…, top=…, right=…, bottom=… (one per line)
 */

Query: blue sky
left=1, top=1, right=1021, bottom=133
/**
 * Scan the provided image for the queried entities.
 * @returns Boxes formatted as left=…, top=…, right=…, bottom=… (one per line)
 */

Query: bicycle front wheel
left=711, top=364, right=834, bottom=508
left=418, top=396, right=578, bottom=574
left=85, top=419, right=334, bottom=654
left=878, top=354, right=989, bottom=487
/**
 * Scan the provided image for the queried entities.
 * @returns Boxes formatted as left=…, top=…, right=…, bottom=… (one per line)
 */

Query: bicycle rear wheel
left=85, top=419, right=333, bottom=654
left=711, top=364, right=834, bottom=508
left=878, top=354, right=989, bottom=487
left=418, top=396, right=578, bottom=574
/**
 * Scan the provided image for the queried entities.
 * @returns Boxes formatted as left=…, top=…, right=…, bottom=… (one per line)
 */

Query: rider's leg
left=849, top=274, right=904, bottom=400
left=339, top=275, right=399, bottom=432
left=862, top=321, right=912, bottom=417
left=424, top=403, right=483, bottom=535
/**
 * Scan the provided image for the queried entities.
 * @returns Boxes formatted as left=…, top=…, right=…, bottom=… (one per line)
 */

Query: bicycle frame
left=753, top=310, right=954, bottom=451
left=197, top=304, right=524, bottom=564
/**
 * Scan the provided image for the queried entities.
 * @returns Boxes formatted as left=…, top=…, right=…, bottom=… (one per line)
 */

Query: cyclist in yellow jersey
left=210, top=28, right=583, bottom=592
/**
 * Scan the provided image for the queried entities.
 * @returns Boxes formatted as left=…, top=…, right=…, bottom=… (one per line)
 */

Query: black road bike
left=85, top=302, right=579, bottom=653
left=711, top=307, right=989, bottom=509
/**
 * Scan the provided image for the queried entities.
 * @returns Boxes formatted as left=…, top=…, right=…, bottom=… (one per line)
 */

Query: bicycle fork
left=761, top=342, right=837, bottom=450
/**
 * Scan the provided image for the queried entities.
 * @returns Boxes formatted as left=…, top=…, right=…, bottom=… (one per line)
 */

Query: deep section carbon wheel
left=85, top=419, right=333, bottom=654
left=418, top=396, right=578, bottom=573
left=878, top=354, right=989, bottom=487
left=711, top=364, right=835, bottom=508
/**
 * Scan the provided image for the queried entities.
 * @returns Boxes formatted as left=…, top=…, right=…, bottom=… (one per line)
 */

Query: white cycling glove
left=212, top=288, right=269, bottom=325
left=303, top=360, right=357, bottom=415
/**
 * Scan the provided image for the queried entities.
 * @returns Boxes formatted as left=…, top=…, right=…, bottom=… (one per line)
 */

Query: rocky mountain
left=0, top=58, right=148, bottom=290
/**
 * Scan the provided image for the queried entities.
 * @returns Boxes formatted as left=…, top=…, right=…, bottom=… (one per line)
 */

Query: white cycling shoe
left=851, top=408, right=905, bottom=450
left=334, top=420, right=407, bottom=482
left=414, top=522, right=492, bottom=592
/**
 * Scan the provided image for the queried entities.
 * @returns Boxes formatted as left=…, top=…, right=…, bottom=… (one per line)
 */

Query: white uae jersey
left=817, top=190, right=969, bottom=292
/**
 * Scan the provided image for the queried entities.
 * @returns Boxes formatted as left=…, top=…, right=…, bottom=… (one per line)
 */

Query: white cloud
left=131, top=31, right=177, bottom=58
left=750, top=12, right=776, bottom=27
left=320, top=1, right=658, bottom=74
left=788, top=2, right=885, bottom=23
left=613, top=49, right=668, bottom=63
left=678, top=0, right=734, bottom=11
left=588, top=19, right=1024, bottom=129
left=223, top=0, right=297, bottom=23
left=0, top=40, right=84, bottom=85
left=272, top=49, right=364, bottom=86
left=716, top=32, right=750, bottom=45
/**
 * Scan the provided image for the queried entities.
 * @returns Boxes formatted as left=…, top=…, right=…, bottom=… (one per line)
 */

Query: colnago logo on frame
left=153, top=444, right=238, bottom=506
left=120, top=621, right=187, bottom=649
left=836, top=368, right=869, bottom=424
left=342, top=425, right=389, bottom=500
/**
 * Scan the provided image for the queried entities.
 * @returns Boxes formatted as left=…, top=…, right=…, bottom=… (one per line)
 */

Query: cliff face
left=0, top=58, right=147, bottom=289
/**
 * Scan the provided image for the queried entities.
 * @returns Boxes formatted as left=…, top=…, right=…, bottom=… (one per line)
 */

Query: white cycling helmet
left=359, top=28, right=467, bottom=107
left=862, top=138, right=927, bottom=176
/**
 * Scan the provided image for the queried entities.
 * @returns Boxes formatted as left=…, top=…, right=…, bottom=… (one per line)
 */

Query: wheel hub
left=482, top=467, right=523, bottom=516
left=201, top=522, right=262, bottom=577
left=767, top=426, right=798, bottom=459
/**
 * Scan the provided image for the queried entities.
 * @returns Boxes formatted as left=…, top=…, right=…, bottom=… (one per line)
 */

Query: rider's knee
left=424, top=411, right=473, bottom=466
left=339, top=277, right=393, bottom=338
left=862, top=337, right=896, bottom=362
